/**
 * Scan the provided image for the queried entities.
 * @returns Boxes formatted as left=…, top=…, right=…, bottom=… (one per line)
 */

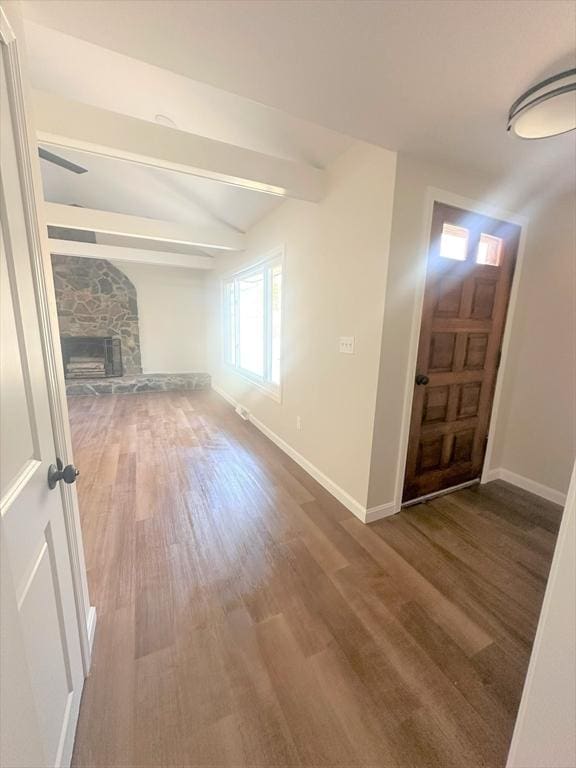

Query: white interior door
left=0, top=16, right=85, bottom=768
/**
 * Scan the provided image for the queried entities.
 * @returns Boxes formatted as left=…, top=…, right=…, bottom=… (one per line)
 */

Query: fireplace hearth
left=61, top=336, right=123, bottom=379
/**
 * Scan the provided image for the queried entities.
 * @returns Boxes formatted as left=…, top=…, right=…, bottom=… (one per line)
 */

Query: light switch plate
left=339, top=336, right=355, bottom=354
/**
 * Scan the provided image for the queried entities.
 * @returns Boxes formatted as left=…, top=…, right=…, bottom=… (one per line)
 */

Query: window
left=476, top=233, right=502, bottom=266
left=223, top=250, right=283, bottom=397
left=439, top=224, right=503, bottom=266
left=440, top=223, right=468, bottom=261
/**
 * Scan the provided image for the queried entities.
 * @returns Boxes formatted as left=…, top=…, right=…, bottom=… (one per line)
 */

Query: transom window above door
left=476, top=233, right=503, bottom=266
left=440, top=222, right=503, bottom=267
left=440, top=223, right=468, bottom=261
left=222, top=248, right=283, bottom=399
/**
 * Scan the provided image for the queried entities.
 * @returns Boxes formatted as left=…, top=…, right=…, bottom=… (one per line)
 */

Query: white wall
left=506, top=462, right=576, bottom=768
left=115, top=261, right=207, bottom=373
left=207, top=142, right=397, bottom=514
left=367, top=153, right=575, bottom=508
left=488, top=193, right=576, bottom=495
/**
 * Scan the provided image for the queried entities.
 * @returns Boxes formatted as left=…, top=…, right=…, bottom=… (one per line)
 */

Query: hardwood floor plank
left=431, top=492, right=555, bottom=581
left=68, top=390, right=562, bottom=768
left=284, top=537, right=422, bottom=726
left=255, top=614, right=360, bottom=766
left=406, top=501, right=547, bottom=610
left=133, top=646, right=187, bottom=767
left=215, top=608, right=303, bottom=767
left=72, top=606, right=136, bottom=767
left=395, top=602, right=512, bottom=744
left=340, top=515, right=494, bottom=655
left=329, top=563, right=504, bottom=766
left=309, top=644, right=411, bottom=767
left=368, top=511, right=539, bottom=656
left=470, top=642, right=529, bottom=718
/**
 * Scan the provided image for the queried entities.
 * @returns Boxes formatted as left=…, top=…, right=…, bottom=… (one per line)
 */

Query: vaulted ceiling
left=38, top=143, right=281, bottom=235
left=22, top=0, right=576, bottom=197
left=24, top=20, right=352, bottom=239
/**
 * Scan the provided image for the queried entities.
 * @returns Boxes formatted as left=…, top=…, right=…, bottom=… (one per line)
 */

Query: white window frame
left=222, top=246, right=284, bottom=402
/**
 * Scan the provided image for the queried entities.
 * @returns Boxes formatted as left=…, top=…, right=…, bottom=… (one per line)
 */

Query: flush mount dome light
left=508, top=68, right=576, bottom=139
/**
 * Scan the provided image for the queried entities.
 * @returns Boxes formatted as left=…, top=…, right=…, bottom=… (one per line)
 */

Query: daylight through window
left=223, top=251, right=283, bottom=396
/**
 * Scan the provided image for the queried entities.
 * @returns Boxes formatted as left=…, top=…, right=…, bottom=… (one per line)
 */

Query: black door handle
left=48, top=458, right=80, bottom=490
left=415, top=374, right=430, bottom=386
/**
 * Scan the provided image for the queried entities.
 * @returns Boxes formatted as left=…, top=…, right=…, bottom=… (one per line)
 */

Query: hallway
left=69, top=390, right=561, bottom=768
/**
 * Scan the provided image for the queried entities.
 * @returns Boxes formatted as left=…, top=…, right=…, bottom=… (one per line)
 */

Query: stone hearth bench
left=65, top=372, right=211, bottom=396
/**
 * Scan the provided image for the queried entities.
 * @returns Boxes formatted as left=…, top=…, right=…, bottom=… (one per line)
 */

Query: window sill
left=225, top=364, right=282, bottom=404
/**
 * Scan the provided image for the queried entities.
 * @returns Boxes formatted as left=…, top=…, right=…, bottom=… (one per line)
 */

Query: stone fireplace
left=51, top=254, right=142, bottom=374
left=51, top=253, right=210, bottom=395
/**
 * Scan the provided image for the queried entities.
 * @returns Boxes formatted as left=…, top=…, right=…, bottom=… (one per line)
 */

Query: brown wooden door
left=403, top=202, right=520, bottom=502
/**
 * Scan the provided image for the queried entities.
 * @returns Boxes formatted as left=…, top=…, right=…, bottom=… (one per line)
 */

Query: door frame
left=393, top=186, right=529, bottom=511
left=0, top=5, right=95, bottom=674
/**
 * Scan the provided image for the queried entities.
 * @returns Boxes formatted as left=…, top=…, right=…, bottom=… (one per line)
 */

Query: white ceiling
left=21, top=0, right=576, bottom=197
left=25, top=20, right=353, bottom=235
left=23, top=21, right=351, bottom=168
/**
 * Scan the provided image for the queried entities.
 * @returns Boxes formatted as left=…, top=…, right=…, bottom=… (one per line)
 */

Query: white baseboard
left=482, top=468, right=502, bottom=484
left=87, top=605, right=97, bottom=658
left=248, top=411, right=367, bottom=522
left=211, top=383, right=393, bottom=524
left=364, top=501, right=398, bottom=523
left=483, top=468, right=567, bottom=506
left=212, top=383, right=237, bottom=408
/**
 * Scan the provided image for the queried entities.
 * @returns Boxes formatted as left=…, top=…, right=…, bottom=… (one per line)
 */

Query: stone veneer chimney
left=51, top=254, right=142, bottom=374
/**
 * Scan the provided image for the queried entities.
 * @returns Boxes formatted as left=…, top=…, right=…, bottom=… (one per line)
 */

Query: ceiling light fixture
left=508, top=68, right=576, bottom=139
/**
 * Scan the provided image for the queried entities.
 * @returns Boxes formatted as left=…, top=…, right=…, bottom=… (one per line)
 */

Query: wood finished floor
left=69, top=390, right=561, bottom=768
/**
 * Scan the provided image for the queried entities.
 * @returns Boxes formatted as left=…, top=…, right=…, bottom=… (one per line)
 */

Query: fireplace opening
left=61, top=336, right=123, bottom=379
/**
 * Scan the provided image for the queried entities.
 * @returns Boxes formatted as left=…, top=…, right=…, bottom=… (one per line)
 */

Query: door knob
left=48, top=458, right=80, bottom=490
left=415, top=374, right=430, bottom=386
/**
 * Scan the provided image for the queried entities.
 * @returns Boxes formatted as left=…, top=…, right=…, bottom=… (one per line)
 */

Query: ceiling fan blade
left=38, top=147, right=88, bottom=174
